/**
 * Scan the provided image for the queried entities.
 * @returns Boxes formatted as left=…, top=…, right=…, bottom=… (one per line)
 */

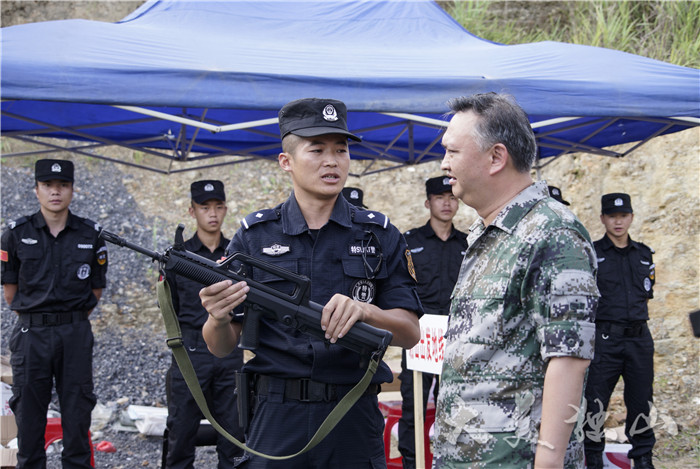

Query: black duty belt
left=19, top=311, right=89, bottom=327
left=256, top=375, right=380, bottom=402
left=597, top=321, right=647, bottom=338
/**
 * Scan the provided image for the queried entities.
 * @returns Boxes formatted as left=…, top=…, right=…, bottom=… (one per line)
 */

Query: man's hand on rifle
left=200, top=279, right=249, bottom=322
left=200, top=280, right=248, bottom=357
left=322, top=294, right=366, bottom=344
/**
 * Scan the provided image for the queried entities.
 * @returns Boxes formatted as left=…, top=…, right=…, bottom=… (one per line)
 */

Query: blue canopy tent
left=1, top=0, right=698, bottom=174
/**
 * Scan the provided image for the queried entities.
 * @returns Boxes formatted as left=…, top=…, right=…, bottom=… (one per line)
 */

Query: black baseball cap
left=601, top=192, right=633, bottom=214
left=342, top=187, right=367, bottom=208
left=548, top=185, right=570, bottom=206
left=278, top=98, right=361, bottom=142
left=35, top=159, right=74, bottom=182
left=425, top=176, right=453, bottom=198
left=191, top=180, right=226, bottom=204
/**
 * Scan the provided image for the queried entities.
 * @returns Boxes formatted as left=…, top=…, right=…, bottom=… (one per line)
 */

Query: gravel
left=1, top=158, right=219, bottom=467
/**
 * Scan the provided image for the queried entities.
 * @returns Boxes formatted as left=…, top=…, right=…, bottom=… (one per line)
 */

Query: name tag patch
left=348, top=244, right=378, bottom=256
left=78, top=243, right=94, bottom=249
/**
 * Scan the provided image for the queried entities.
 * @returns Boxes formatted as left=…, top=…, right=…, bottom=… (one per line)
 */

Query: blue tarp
left=2, top=0, right=698, bottom=173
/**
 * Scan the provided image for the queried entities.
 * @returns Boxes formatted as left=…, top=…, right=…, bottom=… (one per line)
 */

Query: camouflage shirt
left=433, top=181, right=598, bottom=468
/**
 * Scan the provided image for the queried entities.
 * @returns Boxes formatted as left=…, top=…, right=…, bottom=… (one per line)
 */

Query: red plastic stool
left=44, top=417, right=96, bottom=468
left=379, top=400, right=435, bottom=469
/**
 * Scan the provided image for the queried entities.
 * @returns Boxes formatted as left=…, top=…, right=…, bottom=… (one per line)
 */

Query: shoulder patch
left=8, top=216, right=28, bottom=230
left=353, top=210, right=389, bottom=229
left=241, top=209, right=280, bottom=230
left=636, top=240, right=655, bottom=254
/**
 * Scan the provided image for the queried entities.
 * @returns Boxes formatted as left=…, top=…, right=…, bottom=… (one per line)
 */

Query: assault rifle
left=100, top=224, right=393, bottom=360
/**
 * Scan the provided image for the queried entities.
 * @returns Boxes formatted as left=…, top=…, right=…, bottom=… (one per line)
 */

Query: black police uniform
left=1, top=211, right=107, bottom=469
left=584, top=233, right=656, bottom=460
left=229, top=193, right=422, bottom=469
left=164, top=233, right=244, bottom=469
left=398, top=222, right=467, bottom=469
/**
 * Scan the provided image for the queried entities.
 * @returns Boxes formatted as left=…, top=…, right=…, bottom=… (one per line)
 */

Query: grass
left=444, top=0, right=700, bottom=68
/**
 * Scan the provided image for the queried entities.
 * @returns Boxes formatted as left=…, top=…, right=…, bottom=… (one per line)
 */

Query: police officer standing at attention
left=584, top=193, right=656, bottom=469
left=163, top=180, right=244, bottom=468
left=398, top=176, right=467, bottom=469
left=1, top=159, right=108, bottom=469
left=199, top=97, right=422, bottom=468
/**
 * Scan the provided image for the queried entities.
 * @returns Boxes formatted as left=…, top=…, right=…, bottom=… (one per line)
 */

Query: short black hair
left=447, top=93, right=537, bottom=173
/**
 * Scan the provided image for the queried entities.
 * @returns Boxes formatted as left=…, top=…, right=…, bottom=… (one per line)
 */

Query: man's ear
left=188, top=205, right=195, bottom=218
left=489, top=143, right=509, bottom=175
left=424, top=198, right=430, bottom=209
left=279, top=152, right=292, bottom=172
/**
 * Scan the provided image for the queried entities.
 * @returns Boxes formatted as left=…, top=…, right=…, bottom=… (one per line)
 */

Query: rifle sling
left=157, top=279, right=381, bottom=460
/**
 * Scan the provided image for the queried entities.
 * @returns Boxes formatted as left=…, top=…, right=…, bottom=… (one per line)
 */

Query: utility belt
left=18, top=310, right=89, bottom=327
left=255, top=375, right=380, bottom=402
left=596, top=320, right=647, bottom=338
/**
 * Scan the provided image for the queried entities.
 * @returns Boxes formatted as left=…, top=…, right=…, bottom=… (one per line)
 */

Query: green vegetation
left=444, top=1, right=700, bottom=68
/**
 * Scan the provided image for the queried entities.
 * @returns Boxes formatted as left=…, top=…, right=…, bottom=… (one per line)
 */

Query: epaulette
left=7, top=216, right=28, bottom=230
left=352, top=210, right=389, bottom=229
left=241, top=208, right=280, bottom=230
left=636, top=240, right=655, bottom=254
left=81, top=217, right=102, bottom=232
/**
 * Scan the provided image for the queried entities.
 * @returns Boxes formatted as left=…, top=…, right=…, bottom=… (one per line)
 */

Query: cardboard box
left=0, top=415, right=18, bottom=468
left=0, top=356, right=11, bottom=386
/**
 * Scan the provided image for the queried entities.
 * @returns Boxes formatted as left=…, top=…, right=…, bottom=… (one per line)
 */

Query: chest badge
left=262, top=244, right=290, bottom=256
left=77, top=264, right=91, bottom=280
left=351, top=279, right=375, bottom=303
left=21, top=238, right=38, bottom=245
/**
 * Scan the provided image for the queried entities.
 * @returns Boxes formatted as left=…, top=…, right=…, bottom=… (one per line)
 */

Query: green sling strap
left=157, top=279, right=381, bottom=460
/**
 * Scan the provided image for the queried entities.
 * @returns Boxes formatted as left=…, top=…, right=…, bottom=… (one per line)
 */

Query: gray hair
left=447, top=93, right=537, bottom=173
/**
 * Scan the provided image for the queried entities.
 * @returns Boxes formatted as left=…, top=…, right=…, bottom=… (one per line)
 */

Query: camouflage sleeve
left=531, top=227, right=599, bottom=361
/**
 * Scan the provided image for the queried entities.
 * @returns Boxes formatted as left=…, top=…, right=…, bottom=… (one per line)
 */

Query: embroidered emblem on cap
left=442, top=177, right=450, bottom=186
left=552, top=188, right=561, bottom=196
left=77, top=264, right=91, bottom=280
left=349, top=189, right=360, bottom=200
left=51, top=163, right=62, bottom=173
left=204, top=183, right=214, bottom=192
left=21, top=238, right=38, bottom=245
left=322, top=104, right=338, bottom=122
left=351, top=279, right=375, bottom=303
left=262, top=244, right=290, bottom=256
left=614, top=198, right=623, bottom=206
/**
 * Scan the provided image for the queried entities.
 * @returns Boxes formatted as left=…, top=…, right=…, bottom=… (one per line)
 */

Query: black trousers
left=9, top=319, right=96, bottom=469
left=397, top=349, right=438, bottom=469
left=165, top=328, right=244, bottom=469
left=583, top=323, right=656, bottom=459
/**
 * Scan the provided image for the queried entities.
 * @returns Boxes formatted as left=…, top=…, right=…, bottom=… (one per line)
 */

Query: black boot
left=585, top=452, right=604, bottom=469
left=633, top=452, right=656, bottom=469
